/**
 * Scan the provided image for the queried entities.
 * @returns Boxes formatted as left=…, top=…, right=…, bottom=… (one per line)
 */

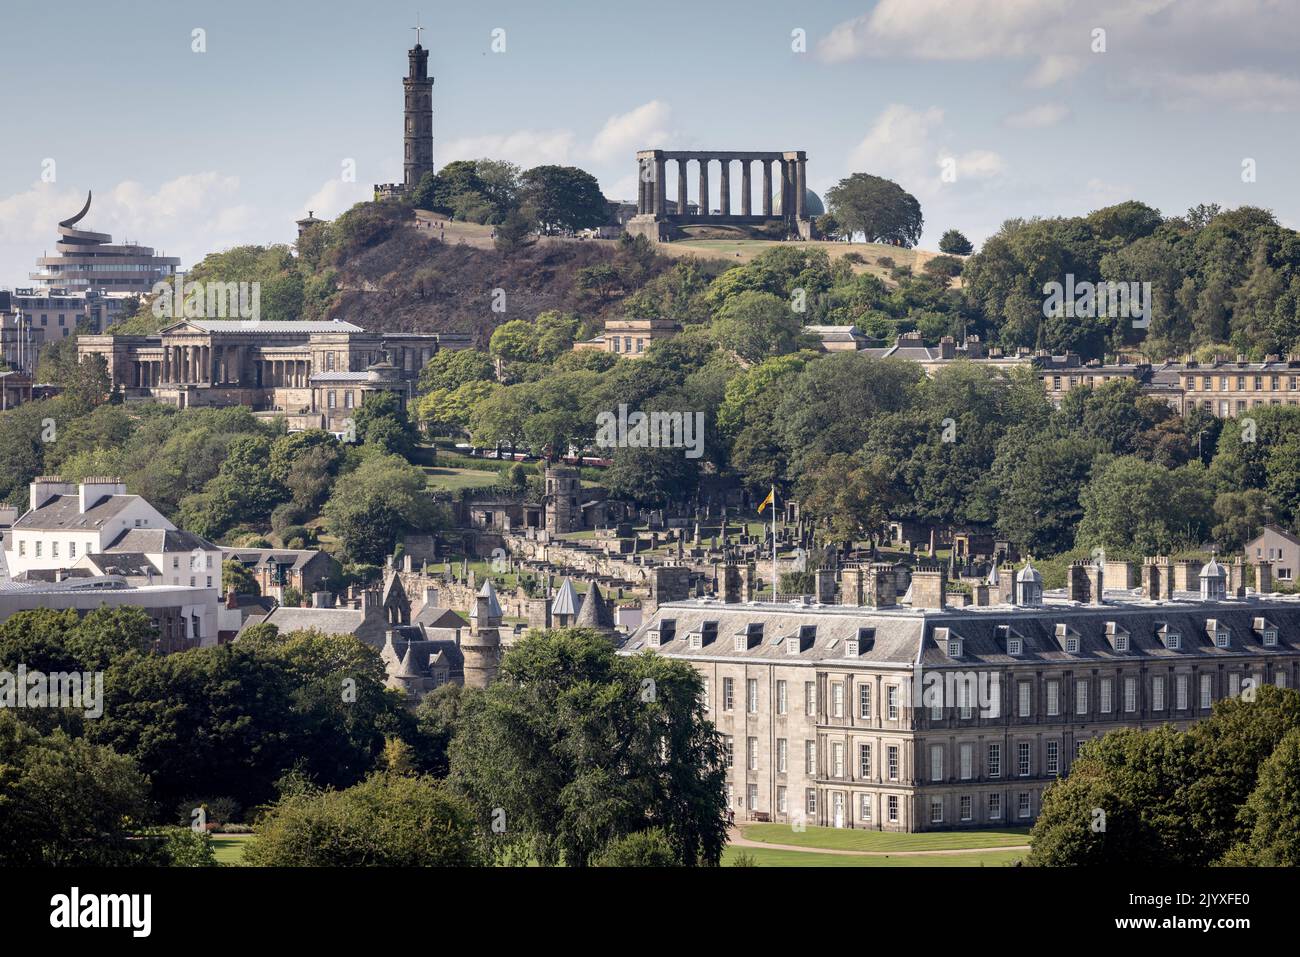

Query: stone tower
left=544, top=465, right=580, bottom=535
left=462, top=581, right=502, bottom=688
left=403, top=33, right=435, bottom=190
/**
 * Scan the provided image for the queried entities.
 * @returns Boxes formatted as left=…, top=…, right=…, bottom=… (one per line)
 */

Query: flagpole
left=771, top=483, right=777, bottom=605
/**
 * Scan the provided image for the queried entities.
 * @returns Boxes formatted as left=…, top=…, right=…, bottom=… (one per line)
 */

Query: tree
left=590, top=828, right=680, bottom=867
left=222, top=559, right=260, bottom=597
left=0, top=712, right=153, bottom=866
left=494, top=207, right=534, bottom=252
left=448, top=629, right=728, bottom=867
left=351, top=391, right=418, bottom=457
left=244, top=773, right=482, bottom=866
left=416, top=349, right=494, bottom=395
left=709, top=291, right=806, bottom=363
left=1076, top=456, right=1213, bottom=555
left=825, top=173, right=923, bottom=247
left=992, top=431, right=1100, bottom=555
left=938, top=229, right=974, bottom=255
left=1221, top=727, right=1300, bottom=865
left=796, top=452, right=892, bottom=549
left=519, top=165, right=608, bottom=235
left=322, top=454, right=439, bottom=564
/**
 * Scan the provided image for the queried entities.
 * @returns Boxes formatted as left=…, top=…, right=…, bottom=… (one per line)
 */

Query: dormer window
left=687, top=631, right=703, bottom=650
left=997, top=624, right=1024, bottom=656
left=1056, top=623, right=1081, bottom=654
left=646, top=630, right=661, bottom=648
left=1115, top=635, right=1129, bottom=653
left=1264, top=629, right=1278, bottom=647
left=702, top=621, right=718, bottom=645
left=1008, top=637, right=1023, bottom=655
left=1215, top=631, right=1230, bottom=648
left=1066, top=637, right=1079, bottom=654
left=948, top=639, right=962, bottom=657
left=1167, top=633, right=1181, bottom=650
left=1253, top=618, right=1278, bottom=646
left=660, top=619, right=676, bottom=643
left=856, top=627, right=875, bottom=652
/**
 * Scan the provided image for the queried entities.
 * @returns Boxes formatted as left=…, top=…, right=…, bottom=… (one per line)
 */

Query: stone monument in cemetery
left=625, top=149, right=815, bottom=243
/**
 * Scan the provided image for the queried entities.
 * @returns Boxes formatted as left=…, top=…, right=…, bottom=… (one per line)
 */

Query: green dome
left=772, top=188, right=824, bottom=217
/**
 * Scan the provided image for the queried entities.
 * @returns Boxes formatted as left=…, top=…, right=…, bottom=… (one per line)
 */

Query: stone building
left=373, top=28, right=435, bottom=198
left=572, top=317, right=681, bottom=357
left=78, top=319, right=450, bottom=430
left=1244, top=525, right=1300, bottom=586
left=221, top=547, right=343, bottom=601
left=621, top=557, right=1300, bottom=832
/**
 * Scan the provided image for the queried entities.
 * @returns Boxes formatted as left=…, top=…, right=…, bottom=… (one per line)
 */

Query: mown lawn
left=211, top=834, right=254, bottom=866
left=724, top=845, right=1025, bottom=867
left=740, top=823, right=1031, bottom=852
left=422, top=466, right=501, bottom=492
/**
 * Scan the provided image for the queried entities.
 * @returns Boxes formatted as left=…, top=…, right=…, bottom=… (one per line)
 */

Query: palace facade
left=622, top=557, right=1300, bottom=832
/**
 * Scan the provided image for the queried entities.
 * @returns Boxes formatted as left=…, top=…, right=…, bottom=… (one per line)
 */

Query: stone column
left=653, top=153, right=666, bottom=216
left=719, top=159, right=731, bottom=216
left=790, top=158, right=800, bottom=222
left=676, top=158, right=688, bottom=216
left=763, top=160, right=773, bottom=215
left=697, top=159, right=709, bottom=217
left=741, top=160, right=752, bottom=216
left=637, top=164, right=647, bottom=214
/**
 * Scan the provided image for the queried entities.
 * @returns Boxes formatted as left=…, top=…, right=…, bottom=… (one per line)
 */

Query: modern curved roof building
left=29, top=191, right=179, bottom=296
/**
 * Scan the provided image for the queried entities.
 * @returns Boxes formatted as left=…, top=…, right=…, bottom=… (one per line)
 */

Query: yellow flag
left=757, top=487, right=775, bottom=513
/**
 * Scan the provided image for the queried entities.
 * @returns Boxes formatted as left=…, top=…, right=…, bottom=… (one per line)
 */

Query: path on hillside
left=727, top=827, right=1030, bottom=858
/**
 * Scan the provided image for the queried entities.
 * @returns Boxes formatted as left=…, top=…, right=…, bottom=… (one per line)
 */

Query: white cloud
left=849, top=105, right=1003, bottom=195
left=1003, top=103, right=1071, bottom=128
left=438, top=129, right=578, bottom=171
left=299, top=178, right=373, bottom=221
left=952, top=150, right=1007, bottom=179
left=589, top=100, right=673, bottom=162
left=817, top=0, right=1300, bottom=104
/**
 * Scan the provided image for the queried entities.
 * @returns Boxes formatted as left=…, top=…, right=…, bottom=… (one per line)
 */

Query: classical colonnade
left=635, top=150, right=807, bottom=220
left=132, top=343, right=312, bottom=388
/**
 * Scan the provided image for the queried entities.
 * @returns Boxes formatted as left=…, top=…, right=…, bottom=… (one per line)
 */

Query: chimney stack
left=722, top=563, right=742, bottom=604
left=910, top=566, right=947, bottom=610
left=1255, top=559, right=1273, bottom=594
left=814, top=569, right=837, bottom=604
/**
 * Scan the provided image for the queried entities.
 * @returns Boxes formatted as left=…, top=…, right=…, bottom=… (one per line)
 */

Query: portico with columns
left=628, top=148, right=812, bottom=242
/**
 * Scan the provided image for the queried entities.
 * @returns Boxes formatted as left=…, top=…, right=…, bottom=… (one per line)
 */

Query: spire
left=395, top=641, right=422, bottom=679
left=473, top=579, right=503, bottom=620
left=575, top=581, right=614, bottom=630
left=551, top=577, right=580, bottom=618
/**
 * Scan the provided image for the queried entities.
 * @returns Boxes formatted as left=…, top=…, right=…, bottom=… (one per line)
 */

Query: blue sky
left=2, top=0, right=1298, bottom=283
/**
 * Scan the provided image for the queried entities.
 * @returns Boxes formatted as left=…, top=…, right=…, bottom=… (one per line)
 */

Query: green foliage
left=590, top=828, right=681, bottom=867
left=938, top=229, right=974, bottom=255
left=448, top=629, right=728, bottom=867
left=244, top=772, right=482, bottom=866
left=825, top=173, right=924, bottom=247
left=519, top=165, right=608, bottom=234
left=322, top=453, right=440, bottom=563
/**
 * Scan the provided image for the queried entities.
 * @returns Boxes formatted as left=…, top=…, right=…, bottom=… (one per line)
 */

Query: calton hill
left=6, top=157, right=1300, bottom=867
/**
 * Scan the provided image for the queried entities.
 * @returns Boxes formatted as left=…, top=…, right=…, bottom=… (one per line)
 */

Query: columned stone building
left=626, top=149, right=813, bottom=242
left=78, top=319, right=454, bottom=432
left=622, top=558, right=1300, bottom=832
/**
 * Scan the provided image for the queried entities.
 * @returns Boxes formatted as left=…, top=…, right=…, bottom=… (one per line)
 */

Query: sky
left=2, top=0, right=1299, bottom=284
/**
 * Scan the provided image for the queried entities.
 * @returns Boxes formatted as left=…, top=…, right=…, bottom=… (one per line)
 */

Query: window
left=1008, top=637, right=1023, bottom=655
left=1100, top=678, right=1113, bottom=714
left=805, top=740, right=815, bottom=775
left=930, top=695, right=943, bottom=721
left=832, top=742, right=844, bottom=778
left=930, top=745, right=943, bottom=782
left=832, top=682, right=844, bottom=718
left=1018, top=681, right=1032, bottom=717
left=1017, top=742, right=1031, bottom=777
left=858, top=683, right=871, bottom=720
left=747, top=737, right=758, bottom=771
left=1115, top=634, right=1129, bottom=653
left=1200, top=673, right=1212, bottom=709
left=988, top=743, right=1001, bottom=778
left=958, top=680, right=973, bottom=719
left=1152, top=675, right=1165, bottom=711
left=69, top=541, right=76, bottom=558
left=776, top=786, right=787, bottom=814
left=805, top=682, right=816, bottom=717
left=960, top=795, right=973, bottom=822
left=1166, top=633, right=1182, bottom=651
left=1124, top=677, right=1137, bottom=713
left=776, top=738, right=787, bottom=773
left=35, top=541, right=42, bottom=558
left=947, top=639, right=961, bottom=657
left=1046, top=680, right=1060, bottom=716
left=930, top=798, right=944, bottom=824
left=747, top=784, right=758, bottom=810
left=1018, top=793, right=1032, bottom=819
left=776, top=680, right=787, bottom=714
left=344, top=391, right=353, bottom=409
left=722, top=677, right=734, bottom=711
left=1076, top=679, right=1089, bottom=715
left=701, top=678, right=710, bottom=711
left=327, top=391, right=336, bottom=408
left=887, top=746, right=899, bottom=781
left=860, top=794, right=872, bottom=821
left=51, top=541, right=59, bottom=558
left=858, top=743, right=871, bottom=778
left=1215, top=630, right=1230, bottom=649
left=960, top=743, right=973, bottom=780
left=887, top=686, right=899, bottom=720
left=1066, top=637, right=1079, bottom=654
left=1229, top=673, right=1241, bottom=698
left=17, top=541, right=24, bottom=557
left=1276, top=672, right=1288, bottom=689
left=1176, top=674, right=1189, bottom=710
left=1046, top=741, right=1059, bottom=776
left=988, top=793, right=1002, bottom=819
left=887, top=796, right=899, bottom=823
left=746, top=678, right=758, bottom=713
left=1264, top=630, right=1278, bottom=647
left=723, top=736, right=734, bottom=766
left=806, top=790, right=817, bottom=815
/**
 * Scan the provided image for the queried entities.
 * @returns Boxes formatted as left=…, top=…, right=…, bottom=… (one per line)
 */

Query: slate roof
left=575, top=581, right=615, bottom=629
left=190, top=320, right=364, bottom=333
left=413, top=606, right=468, bottom=630
left=260, top=606, right=366, bottom=636
left=13, top=493, right=137, bottom=531
left=551, top=577, right=580, bottom=617
left=624, top=594, right=1300, bottom=669
left=222, top=547, right=325, bottom=570
left=108, top=527, right=216, bottom=552
left=472, top=580, right=503, bottom=619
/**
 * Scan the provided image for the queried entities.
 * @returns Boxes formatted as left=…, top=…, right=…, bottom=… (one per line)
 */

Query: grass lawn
left=740, top=823, right=1030, bottom=852
left=422, top=466, right=501, bottom=492
left=211, top=833, right=254, bottom=866
left=663, top=239, right=948, bottom=282
left=723, top=845, right=1025, bottom=867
